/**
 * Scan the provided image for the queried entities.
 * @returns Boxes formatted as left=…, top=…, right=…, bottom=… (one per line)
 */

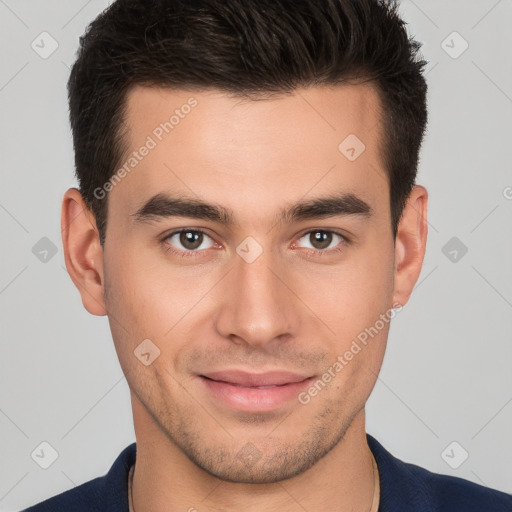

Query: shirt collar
left=367, top=433, right=435, bottom=511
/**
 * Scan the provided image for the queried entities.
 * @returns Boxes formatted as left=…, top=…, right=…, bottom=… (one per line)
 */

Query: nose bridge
left=215, top=243, right=297, bottom=346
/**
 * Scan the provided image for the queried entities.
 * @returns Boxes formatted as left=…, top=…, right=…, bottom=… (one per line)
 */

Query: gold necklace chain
left=369, top=450, right=380, bottom=512
left=128, top=452, right=379, bottom=512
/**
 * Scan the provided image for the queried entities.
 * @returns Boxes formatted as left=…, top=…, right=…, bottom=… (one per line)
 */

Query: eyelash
left=160, top=228, right=349, bottom=259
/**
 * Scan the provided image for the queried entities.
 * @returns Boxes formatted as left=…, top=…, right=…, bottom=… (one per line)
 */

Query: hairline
left=96, top=77, right=393, bottom=245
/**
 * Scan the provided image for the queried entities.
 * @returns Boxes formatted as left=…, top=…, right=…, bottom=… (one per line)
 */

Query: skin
left=62, top=83, right=428, bottom=512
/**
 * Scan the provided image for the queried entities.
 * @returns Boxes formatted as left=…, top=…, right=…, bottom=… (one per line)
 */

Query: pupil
left=180, top=231, right=202, bottom=250
left=311, top=231, right=332, bottom=250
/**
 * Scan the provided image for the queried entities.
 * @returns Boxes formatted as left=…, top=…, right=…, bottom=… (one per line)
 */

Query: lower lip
left=199, top=376, right=315, bottom=412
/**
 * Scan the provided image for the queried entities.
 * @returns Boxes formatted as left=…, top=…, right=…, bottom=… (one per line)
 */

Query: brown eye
left=180, top=231, right=203, bottom=250
left=165, top=230, right=214, bottom=252
left=297, top=230, right=345, bottom=252
left=311, top=231, right=332, bottom=249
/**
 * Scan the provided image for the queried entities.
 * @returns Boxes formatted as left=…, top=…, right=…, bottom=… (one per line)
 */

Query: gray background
left=1, top=1, right=511, bottom=510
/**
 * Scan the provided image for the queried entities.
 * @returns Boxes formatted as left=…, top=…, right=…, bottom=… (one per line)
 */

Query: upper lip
left=200, top=370, right=312, bottom=387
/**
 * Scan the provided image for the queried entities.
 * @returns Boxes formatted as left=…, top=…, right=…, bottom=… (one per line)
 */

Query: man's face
left=103, top=84, right=397, bottom=483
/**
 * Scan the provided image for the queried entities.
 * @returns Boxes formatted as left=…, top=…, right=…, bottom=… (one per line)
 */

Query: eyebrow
left=130, top=191, right=373, bottom=226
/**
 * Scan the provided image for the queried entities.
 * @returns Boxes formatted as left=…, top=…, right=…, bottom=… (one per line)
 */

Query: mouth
left=198, top=370, right=315, bottom=412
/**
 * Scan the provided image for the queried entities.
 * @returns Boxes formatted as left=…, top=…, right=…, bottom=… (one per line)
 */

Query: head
left=63, top=0, right=428, bottom=484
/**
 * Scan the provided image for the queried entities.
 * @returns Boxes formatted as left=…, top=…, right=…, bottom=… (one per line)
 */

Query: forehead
left=110, top=83, right=388, bottom=227
left=123, top=83, right=383, bottom=150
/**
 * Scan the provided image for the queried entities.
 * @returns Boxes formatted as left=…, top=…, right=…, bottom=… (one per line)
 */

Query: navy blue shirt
left=23, top=434, right=512, bottom=511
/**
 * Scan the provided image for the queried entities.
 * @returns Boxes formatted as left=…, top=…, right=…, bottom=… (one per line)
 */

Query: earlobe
left=392, top=185, right=428, bottom=307
left=61, top=188, right=107, bottom=316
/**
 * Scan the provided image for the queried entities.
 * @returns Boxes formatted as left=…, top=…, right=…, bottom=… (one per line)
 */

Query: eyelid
left=292, top=229, right=348, bottom=252
left=160, top=227, right=349, bottom=257
left=161, top=228, right=217, bottom=257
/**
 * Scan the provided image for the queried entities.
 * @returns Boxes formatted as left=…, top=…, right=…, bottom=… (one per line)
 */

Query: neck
left=130, top=401, right=379, bottom=512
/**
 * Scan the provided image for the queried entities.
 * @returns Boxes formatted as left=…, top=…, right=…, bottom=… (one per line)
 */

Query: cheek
left=103, top=245, right=168, bottom=367
left=292, top=240, right=394, bottom=395
left=347, top=232, right=396, bottom=314
left=294, top=249, right=394, bottom=340
left=104, top=243, right=220, bottom=374
left=105, top=244, right=184, bottom=328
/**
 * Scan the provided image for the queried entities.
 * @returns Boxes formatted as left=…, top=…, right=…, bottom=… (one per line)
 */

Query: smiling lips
left=199, top=370, right=315, bottom=412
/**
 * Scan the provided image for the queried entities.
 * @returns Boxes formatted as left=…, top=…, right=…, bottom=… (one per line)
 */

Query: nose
left=214, top=244, right=300, bottom=350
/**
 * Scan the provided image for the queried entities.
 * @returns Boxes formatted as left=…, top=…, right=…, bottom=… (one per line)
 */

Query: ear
left=61, top=188, right=107, bottom=316
left=392, top=185, right=428, bottom=307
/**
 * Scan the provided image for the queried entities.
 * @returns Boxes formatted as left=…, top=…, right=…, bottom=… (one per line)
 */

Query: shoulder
left=367, top=434, right=512, bottom=512
left=21, top=443, right=136, bottom=512
left=424, top=469, right=512, bottom=511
